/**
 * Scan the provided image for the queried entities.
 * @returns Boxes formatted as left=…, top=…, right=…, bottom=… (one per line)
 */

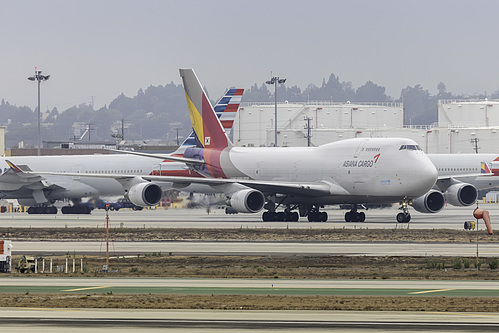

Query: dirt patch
left=10, top=254, right=496, bottom=280
left=2, top=294, right=499, bottom=312
left=1, top=227, right=495, bottom=243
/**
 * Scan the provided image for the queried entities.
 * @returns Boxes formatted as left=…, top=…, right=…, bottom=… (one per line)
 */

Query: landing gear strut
left=344, top=204, right=365, bottom=222
left=396, top=199, right=411, bottom=223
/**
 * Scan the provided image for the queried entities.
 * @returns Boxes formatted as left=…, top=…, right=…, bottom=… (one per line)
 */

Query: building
left=232, top=99, right=499, bottom=154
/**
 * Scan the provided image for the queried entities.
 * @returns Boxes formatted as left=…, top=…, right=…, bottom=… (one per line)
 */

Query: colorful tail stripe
left=215, top=88, right=243, bottom=132
left=481, top=162, right=491, bottom=174
left=6, top=160, right=24, bottom=173
left=180, top=69, right=229, bottom=149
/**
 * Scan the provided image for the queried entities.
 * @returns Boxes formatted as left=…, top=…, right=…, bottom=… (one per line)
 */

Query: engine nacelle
left=411, top=190, right=445, bottom=213
left=228, top=189, right=265, bottom=213
left=444, top=183, right=477, bottom=207
left=126, top=182, right=162, bottom=206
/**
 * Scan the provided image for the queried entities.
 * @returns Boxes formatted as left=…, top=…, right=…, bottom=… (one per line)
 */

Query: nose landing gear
left=396, top=199, right=411, bottom=223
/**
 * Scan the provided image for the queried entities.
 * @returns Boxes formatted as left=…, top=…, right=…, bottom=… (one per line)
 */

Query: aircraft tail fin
left=172, top=87, right=243, bottom=156
left=481, top=161, right=492, bottom=174
left=180, top=68, right=232, bottom=149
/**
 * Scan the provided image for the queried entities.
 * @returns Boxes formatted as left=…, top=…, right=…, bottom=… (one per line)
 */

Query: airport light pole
left=265, top=75, right=286, bottom=147
left=28, top=67, right=50, bottom=156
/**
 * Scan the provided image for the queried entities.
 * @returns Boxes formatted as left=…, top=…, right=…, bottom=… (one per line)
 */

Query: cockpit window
left=399, top=145, right=423, bottom=151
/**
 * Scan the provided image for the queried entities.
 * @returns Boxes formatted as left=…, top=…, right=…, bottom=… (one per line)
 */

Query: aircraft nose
left=419, top=161, right=438, bottom=192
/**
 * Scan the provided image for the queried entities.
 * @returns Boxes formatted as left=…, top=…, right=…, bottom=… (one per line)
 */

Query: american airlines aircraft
left=71, top=68, right=439, bottom=223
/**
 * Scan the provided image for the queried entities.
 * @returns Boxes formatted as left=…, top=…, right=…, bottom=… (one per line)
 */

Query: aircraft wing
left=141, top=175, right=343, bottom=197
left=23, top=169, right=347, bottom=198
left=108, top=149, right=205, bottom=165
left=437, top=173, right=493, bottom=181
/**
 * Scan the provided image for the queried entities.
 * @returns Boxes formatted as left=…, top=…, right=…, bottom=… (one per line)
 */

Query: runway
left=1, top=277, right=499, bottom=296
left=3, top=205, right=498, bottom=257
left=11, top=240, right=499, bottom=257
left=0, top=204, right=495, bottom=230
left=2, top=308, right=499, bottom=332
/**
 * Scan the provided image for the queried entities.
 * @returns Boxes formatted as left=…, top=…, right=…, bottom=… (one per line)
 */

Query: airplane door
left=152, top=163, right=161, bottom=176
left=354, top=139, right=368, bottom=158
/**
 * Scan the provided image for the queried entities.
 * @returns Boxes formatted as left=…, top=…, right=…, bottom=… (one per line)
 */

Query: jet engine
left=126, top=182, right=163, bottom=206
left=228, top=189, right=265, bottom=213
left=411, top=190, right=445, bottom=213
left=444, top=183, right=477, bottom=207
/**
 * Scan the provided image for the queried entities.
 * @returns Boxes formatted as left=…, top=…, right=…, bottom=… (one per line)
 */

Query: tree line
left=0, top=73, right=497, bottom=148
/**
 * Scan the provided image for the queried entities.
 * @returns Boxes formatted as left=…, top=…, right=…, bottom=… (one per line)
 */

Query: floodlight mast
left=28, top=67, right=50, bottom=156
left=265, top=75, right=286, bottom=147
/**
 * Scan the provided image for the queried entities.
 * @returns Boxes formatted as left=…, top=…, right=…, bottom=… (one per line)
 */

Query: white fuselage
left=214, top=138, right=438, bottom=204
left=428, top=153, right=499, bottom=190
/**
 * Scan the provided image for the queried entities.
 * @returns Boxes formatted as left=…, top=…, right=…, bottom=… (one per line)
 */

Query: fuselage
left=186, top=137, right=438, bottom=205
left=428, top=153, right=499, bottom=191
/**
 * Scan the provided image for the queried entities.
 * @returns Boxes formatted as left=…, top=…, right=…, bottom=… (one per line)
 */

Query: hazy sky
left=2, top=0, right=499, bottom=111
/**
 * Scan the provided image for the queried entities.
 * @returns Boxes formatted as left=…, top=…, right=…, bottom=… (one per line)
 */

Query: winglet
left=179, top=68, right=232, bottom=149
left=6, top=160, right=25, bottom=173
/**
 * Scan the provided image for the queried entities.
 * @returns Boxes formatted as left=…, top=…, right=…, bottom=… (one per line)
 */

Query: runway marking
left=62, top=286, right=110, bottom=292
left=408, top=288, right=455, bottom=294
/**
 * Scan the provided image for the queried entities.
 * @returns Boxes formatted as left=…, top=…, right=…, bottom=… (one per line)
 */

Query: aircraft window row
left=365, top=147, right=380, bottom=152
left=437, top=168, right=477, bottom=172
left=84, top=170, right=142, bottom=174
left=399, top=145, right=423, bottom=151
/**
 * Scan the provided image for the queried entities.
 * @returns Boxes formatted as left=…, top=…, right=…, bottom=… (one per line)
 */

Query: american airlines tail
left=179, top=68, right=232, bottom=149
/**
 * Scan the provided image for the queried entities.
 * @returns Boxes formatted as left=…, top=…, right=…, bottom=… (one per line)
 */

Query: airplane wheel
left=350, top=213, right=359, bottom=222
left=292, top=212, right=299, bottom=222
left=344, top=212, right=351, bottom=222
left=276, top=212, right=285, bottom=222
left=397, top=213, right=410, bottom=223
left=358, top=212, right=366, bottom=222
left=321, top=212, right=328, bottom=222
left=262, top=212, right=269, bottom=222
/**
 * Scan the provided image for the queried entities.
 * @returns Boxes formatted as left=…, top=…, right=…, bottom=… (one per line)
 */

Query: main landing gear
left=27, top=206, right=58, bottom=214
left=262, top=210, right=299, bottom=222
left=261, top=201, right=299, bottom=222
left=307, top=206, right=328, bottom=222
left=396, top=200, right=411, bottom=223
left=61, top=205, right=92, bottom=214
left=344, top=204, right=365, bottom=222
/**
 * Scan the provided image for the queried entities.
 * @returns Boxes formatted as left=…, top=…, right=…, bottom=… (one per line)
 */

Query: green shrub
left=452, top=259, right=462, bottom=270
left=488, top=258, right=498, bottom=270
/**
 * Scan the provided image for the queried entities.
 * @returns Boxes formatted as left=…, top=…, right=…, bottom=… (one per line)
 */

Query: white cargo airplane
left=47, top=68, right=438, bottom=222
